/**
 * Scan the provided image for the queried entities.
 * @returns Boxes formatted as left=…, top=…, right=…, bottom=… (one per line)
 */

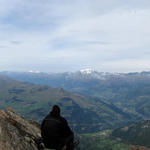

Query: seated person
left=41, top=105, right=78, bottom=150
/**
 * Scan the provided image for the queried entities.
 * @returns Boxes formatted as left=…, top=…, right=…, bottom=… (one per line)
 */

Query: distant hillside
left=78, top=130, right=130, bottom=150
left=0, top=75, right=135, bottom=133
left=78, top=120, right=150, bottom=150
left=78, top=128, right=150, bottom=150
left=112, top=120, right=150, bottom=148
left=2, top=71, right=150, bottom=120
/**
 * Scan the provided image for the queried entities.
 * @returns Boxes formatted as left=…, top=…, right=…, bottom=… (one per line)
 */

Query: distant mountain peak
left=28, top=70, right=40, bottom=73
left=80, top=68, right=95, bottom=74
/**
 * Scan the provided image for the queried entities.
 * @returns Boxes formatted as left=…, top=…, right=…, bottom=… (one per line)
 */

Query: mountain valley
left=0, top=70, right=150, bottom=149
left=0, top=74, right=135, bottom=133
left=2, top=70, right=150, bottom=120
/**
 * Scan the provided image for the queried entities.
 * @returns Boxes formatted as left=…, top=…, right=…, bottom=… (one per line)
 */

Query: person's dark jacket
left=41, top=112, right=73, bottom=149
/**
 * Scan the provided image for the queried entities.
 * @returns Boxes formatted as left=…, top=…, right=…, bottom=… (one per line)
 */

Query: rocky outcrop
left=131, top=146, right=150, bottom=150
left=0, top=108, right=42, bottom=150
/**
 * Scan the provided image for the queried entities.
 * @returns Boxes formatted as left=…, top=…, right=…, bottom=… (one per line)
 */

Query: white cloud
left=0, top=0, right=150, bottom=72
left=99, top=59, right=150, bottom=72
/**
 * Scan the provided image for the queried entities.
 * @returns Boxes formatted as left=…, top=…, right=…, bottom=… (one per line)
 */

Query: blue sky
left=0, top=0, right=150, bottom=72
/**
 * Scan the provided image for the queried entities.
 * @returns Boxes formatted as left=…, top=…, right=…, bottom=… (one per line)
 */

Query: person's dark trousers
left=43, top=132, right=74, bottom=150
left=55, top=133, right=74, bottom=150
left=43, top=138, right=64, bottom=150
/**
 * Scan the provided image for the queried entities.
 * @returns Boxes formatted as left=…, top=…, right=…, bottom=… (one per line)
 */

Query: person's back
left=41, top=105, right=74, bottom=150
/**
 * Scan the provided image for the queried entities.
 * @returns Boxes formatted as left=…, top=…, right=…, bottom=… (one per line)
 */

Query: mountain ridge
left=0, top=75, right=135, bottom=133
left=1, top=70, right=150, bottom=120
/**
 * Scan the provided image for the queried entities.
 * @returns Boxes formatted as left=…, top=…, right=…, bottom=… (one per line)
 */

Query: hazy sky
left=0, top=0, right=150, bottom=72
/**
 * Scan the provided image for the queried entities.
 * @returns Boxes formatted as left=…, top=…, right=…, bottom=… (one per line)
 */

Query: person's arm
left=61, top=117, right=73, bottom=137
left=41, top=119, right=45, bottom=131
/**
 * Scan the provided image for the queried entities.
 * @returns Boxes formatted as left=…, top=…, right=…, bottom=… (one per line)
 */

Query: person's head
left=50, top=105, right=60, bottom=117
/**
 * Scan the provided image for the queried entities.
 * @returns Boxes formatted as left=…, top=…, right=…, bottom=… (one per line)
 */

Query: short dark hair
left=50, top=105, right=60, bottom=116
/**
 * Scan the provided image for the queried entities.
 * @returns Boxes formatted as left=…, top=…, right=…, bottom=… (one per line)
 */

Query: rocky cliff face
left=131, top=146, right=150, bottom=150
left=0, top=108, right=42, bottom=150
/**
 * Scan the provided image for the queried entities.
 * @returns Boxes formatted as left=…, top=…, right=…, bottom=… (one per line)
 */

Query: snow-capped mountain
left=80, top=68, right=95, bottom=74
left=1, top=69, right=150, bottom=82
left=28, top=70, right=41, bottom=73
